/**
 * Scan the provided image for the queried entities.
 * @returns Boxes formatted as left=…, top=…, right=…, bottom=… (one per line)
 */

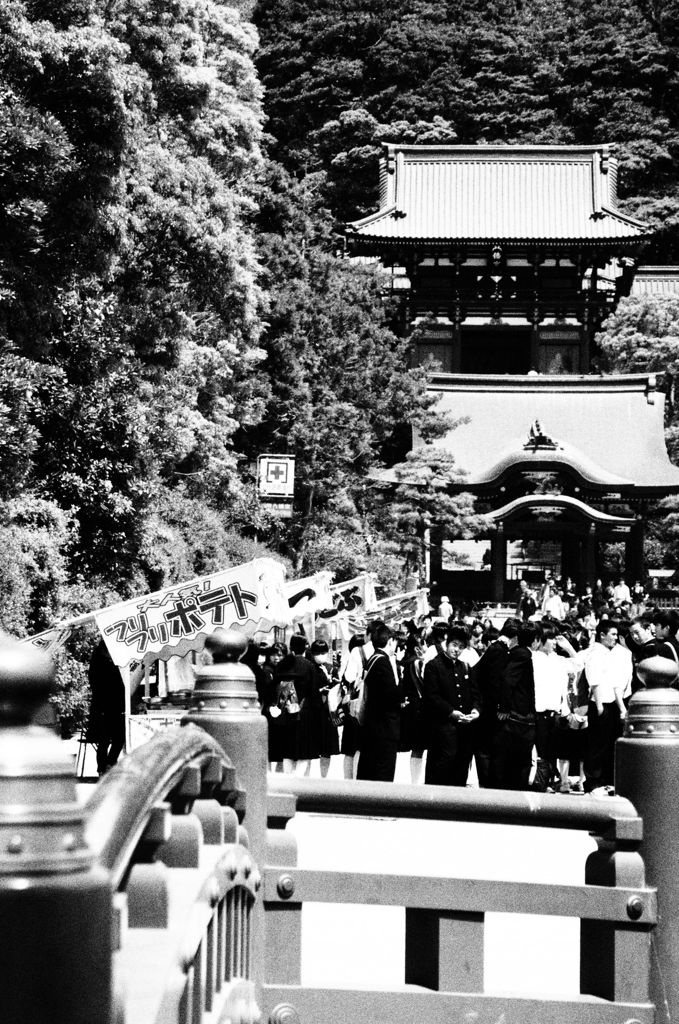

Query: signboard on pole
left=258, top=455, right=294, bottom=497
left=257, top=454, right=295, bottom=518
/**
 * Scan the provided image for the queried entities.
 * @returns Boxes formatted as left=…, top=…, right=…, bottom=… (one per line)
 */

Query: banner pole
left=121, top=665, right=132, bottom=752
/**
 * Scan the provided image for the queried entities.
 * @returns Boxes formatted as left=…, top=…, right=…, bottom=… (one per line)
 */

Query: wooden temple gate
left=1, top=630, right=676, bottom=1024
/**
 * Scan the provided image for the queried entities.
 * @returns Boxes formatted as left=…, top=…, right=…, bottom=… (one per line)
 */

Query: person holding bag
left=307, top=639, right=339, bottom=778
left=340, top=624, right=385, bottom=778
left=274, top=634, right=316, bottom=775
left=556, top=663, right=589, bottom=794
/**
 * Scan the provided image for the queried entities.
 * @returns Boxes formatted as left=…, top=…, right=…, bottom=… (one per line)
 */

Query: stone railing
left=264, top=776, right=656, bottom=1023
left=2, top=634, right=678, bottom=1024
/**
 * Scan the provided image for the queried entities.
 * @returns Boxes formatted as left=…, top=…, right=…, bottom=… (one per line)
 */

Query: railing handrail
left=84, top=723, right=232, bottom=887
left=268, top=775, right=640, bottom=835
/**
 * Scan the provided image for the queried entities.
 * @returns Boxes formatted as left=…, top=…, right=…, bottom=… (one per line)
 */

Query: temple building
left=346, top=144, right=679, bottom=601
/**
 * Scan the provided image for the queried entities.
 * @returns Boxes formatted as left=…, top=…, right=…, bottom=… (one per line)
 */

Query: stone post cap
left=636, top=655, right=679, bottom=689
left=0, top=636, right=92, bottom=875
left=192, top=628, right=259, bottom=715
left=203, top=628, right=249, bottom=664
left=625, top=655, right=679, bottom=740
left=0, top=639, right=54, bottom=725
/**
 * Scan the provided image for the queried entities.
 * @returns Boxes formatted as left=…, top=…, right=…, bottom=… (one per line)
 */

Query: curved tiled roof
left=346, top=144, right=650, bottom=245
left=476, top=438, right=632, bottom=487
left=487, top=495, right=635, bottom=525
left=425, top=373, right=679, bottom=492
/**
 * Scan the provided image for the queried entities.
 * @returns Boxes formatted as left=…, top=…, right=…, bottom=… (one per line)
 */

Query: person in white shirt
left=423, top=622, right=449, bottom=665
left=541, top=584, right=566, bottom=621
left=612, top=578, right=632, bottom=605
left=583, top=621, right=628, bottom=794
left=458, top=637, right=480, bottom=670
left=340, top=627, right=377, bottom=779
left=532, top=625, right=571, bottom=791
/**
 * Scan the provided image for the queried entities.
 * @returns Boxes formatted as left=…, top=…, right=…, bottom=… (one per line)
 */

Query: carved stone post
left=616, top=655, right=679, bottom=1024
left=183, top=628, right=268, bottom=992
left=0, top=639, right=113, bottom=1024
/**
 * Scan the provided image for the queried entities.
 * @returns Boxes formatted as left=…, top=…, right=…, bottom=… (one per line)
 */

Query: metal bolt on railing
left=276, top=873, right=295, bottom=900
left=269, top=1003, right=300, bottom=1024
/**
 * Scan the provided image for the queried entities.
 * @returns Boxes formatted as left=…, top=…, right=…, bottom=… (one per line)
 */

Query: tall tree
left=0, top=0, right=270, bottom=608
left=242, top=162, right=474, bottom=580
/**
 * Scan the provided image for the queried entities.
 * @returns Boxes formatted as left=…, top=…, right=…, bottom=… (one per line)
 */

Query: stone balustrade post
left=183, top=628, right=269, bottom=993
left=616, top=654, right=679, bottom=1024
left=0, top=638, right=113, bottom=1024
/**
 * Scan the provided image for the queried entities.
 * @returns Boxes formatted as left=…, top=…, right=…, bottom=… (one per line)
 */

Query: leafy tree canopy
left=254, top=0, right=679, bottom=246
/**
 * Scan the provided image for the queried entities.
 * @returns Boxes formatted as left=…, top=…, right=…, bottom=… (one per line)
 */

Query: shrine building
left=346, top=144, right=679, bottom=602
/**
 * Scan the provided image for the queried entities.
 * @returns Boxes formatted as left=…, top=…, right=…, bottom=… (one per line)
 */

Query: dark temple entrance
left=460, top=328, right=532, bottom=375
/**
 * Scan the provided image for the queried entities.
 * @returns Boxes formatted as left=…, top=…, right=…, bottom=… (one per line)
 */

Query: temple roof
left=487, top=495, right=635, bottom=526
left=346, top=144, right=650, bottom=247
left=425, top=373, right=679, bottom=493
left=631, top=266, right=679, bottom=297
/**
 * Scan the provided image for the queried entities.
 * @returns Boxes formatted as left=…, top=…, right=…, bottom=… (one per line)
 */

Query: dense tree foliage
left=0, top=0, right=270, bottom=634
left=251, top=0, right=679, bottom=579
left=598, top=294, right=679, bottom=567
left=254, top=0, right=679, bottom=247
left=240, top=162, right=459, bottom=582
left=6, top=0, right=679, bottom=652
left=0, top=0, right=461, bottom=640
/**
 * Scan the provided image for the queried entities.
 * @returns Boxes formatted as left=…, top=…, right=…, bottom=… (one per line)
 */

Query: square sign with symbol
left=257, top=455, right=295, bottom=497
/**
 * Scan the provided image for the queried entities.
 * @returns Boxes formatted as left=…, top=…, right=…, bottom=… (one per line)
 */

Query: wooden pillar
left=561, top=533, right=579, bottom=585
left=428, top=527, right=442, bottom=595
left=451, top=256, right=462, bottom=372
left=451, top=306, right=462, bottom=372
left=579, top=251, right=592, bottom=372
left=625, top=520, right=645, bottom=585
left=530, top=251, right=540, bottom=370
left=491, top=524, right=506, bottom=602
left=584, top=523, right=596, bottom=588
left=406, top=910, right=484, bottom=991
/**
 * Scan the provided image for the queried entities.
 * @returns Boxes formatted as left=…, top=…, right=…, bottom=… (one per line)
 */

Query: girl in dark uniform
left=399, top=633, right=427, bottom=784
left=262, top=642, right=287, bottom=770
left=339, top=633, right=366, bottom=778
left=308, top=639, right=339, bottom=777
left=274, top=634, right=318, bottom=775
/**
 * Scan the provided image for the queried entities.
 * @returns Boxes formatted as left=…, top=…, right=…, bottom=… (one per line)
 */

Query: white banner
left=286, top=571, right=335, bottom=619
left=20, top=626, right=72, bottom=658
left=370, top=588, right=431, bottom=628
left=95, top=558, right=291, bottom=667
left=316, top=573, right=378, bottom=622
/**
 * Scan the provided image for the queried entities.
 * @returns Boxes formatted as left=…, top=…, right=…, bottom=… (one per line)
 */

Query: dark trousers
left=425, top=722, right=476, bottom=786
left=474, top=719, right=496, bottom=788
left=95, top=715, right=125, bottom=774
left=475, top=749, right=492, bottom=788
left=491, top=719, right=535, bottom=790
left=356, top=734, right=398, bottom=782
left=584, top=701, right=621, bottom=791
left=533, top=711, right=558, bottom=791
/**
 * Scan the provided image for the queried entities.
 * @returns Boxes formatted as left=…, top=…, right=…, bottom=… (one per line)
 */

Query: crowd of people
left=245, top=574, right=679, bottom=796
